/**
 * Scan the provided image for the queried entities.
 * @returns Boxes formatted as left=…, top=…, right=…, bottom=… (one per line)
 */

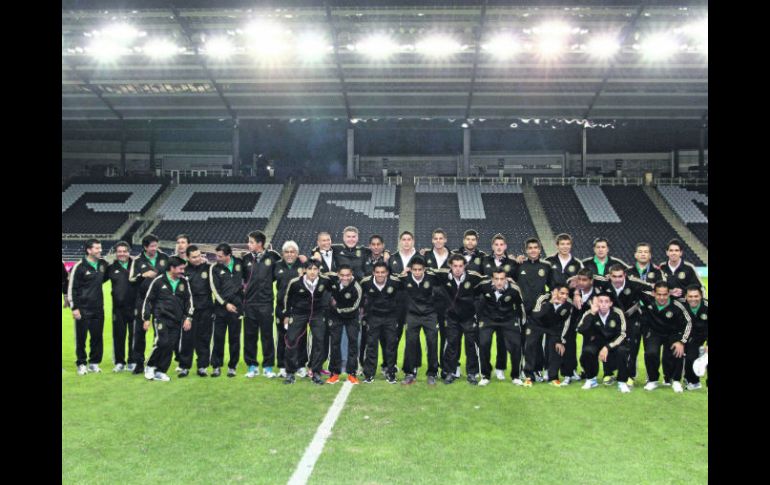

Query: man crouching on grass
left=142, top=257, right=193, bottom=382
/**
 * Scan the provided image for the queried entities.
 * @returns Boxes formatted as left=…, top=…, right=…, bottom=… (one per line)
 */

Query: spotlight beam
left=65, top=59, right=124, bottom=120
left=583, top=2, right=646, bottom=119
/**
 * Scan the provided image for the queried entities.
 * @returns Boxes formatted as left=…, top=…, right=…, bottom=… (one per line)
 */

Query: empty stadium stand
left=62, top=183, right=165, bottom=235
left=657, top=185, right=708, bottom=247
left=536, top=185, right=705, bottom=265
left=271, top=184, right=400, bottom=252
left=414, top=185, right=537, bottom=252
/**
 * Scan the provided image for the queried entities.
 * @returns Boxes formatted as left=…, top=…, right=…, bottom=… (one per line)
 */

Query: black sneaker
left=132, top=365, right=145, bottom=375
left=197, top=368, right=208, bottom=377
left=443, top=374, right=457, bottom=385
left=284, top=374, right=296, bottom=385
left=386, top=373, right=397, bottom=384
left=467, top=374, right=479, bottom=386
left=178, top=369, right=189, bottom=378
left=211, top=367, right=221, bottom=377
left=227, top=368, right=237, bottom=378
left=427, top=375, right=437, bottom=385
left=311, top=374, right=324, bottom=385
left=363, top=376, right=375, bottom=384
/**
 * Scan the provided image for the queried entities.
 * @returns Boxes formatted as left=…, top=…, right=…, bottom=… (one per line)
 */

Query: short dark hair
left=175, top=234, right=190, bottom=244
left=608, top=264, right=626, bottom=275
left=593, top=237, right=609, bottom=248
left=491, top=233, right=506, bottom=244
left=449, top=253, right=466, bottom=265
left=399, top=231, right=414, bottom=240
left=654, top=281, right=670, bottom=291
left=685, top=284, right=703, bottom=296
left=337, top=264, right=353, bottom=274
left=491, top=266, right=507, bottom=276
left=168, top=256, right=186, bottom=268
left=552, top=283, right=569, bottom=292
left=463, top=229, right=479, bottom=239
left=372, top=261, right=389, bottom=272
left=248, top=230, right=266, bottom=245
left=432, top=228, right=447, bottom=238
left=556, top=233, right=573, bottom=244
left=576, top=268, right=594, bottom=279
left=369, top=234, right=384, bottom=244
left=114, top=240, right=131, bottom=251
left=186, top=245, right=199, bottom=257
left=524, top=238, right=541, bottom=250
left=666, top=239, right=683, bottom=251
left=84, top=238, right=101, bottom=251
left=215, top=243, right=232, bottom=256
left=409, top=256, right=426, bottom=268
left=142, top=234, right=159, bottom=248
left=305, top=259, right=321, bottom=269
left=635, top=242, right=652, bottom=252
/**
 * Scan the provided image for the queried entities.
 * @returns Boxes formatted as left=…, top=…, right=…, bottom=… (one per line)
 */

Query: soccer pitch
left=62, top=282, right=708, bottom=485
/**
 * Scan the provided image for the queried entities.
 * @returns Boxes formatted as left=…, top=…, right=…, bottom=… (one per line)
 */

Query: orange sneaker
left=326, top=374, right=340, bottom=384
left=523, top=378, right=533, bottom=388
left=550, top=379, right=562, bottom=387
left=348, top=375, right=360, bottom=385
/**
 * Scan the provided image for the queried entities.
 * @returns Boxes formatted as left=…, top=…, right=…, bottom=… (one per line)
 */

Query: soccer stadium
left=62, top=1, right=708, bottom=484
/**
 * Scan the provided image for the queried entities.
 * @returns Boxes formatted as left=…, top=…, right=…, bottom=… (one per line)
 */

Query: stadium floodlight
left=535, top=38, right=566, bottom=59
left=86, top=39, right=129, bottom=61
left=295, top=33, right=331, bottom=61
left=203, top=36, right=236, bottom=60
left=585, top=35, right=620, bottom=59
left=639, top=33, right=680, bottom=60
left=415, top=35, right=462, bottom=58
left=243, top=20, right=292, bottom=60
left=532, top=21, right=575, bottom=37
left=679, top=19, right=708, bottom=53
left=355, top=35, right=400, bottom=59
left=99, top=23, right=144, bottom=43
left=482, top=34, right=521, bottom=59
left=143, top=39, right=182, bottom=59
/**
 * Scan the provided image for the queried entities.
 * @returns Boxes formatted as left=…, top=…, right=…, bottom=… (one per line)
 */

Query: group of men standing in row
left=63, top=227, right=708, bottom=392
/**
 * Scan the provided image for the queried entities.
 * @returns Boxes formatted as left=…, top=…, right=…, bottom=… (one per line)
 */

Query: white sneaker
left=662, top=381, right=672, bottom=386
left=126, top=363, right=137, bottom=372
left=112, top=363, right=125, bottom=373
left=672, top=381, right=684, bottom=393
left=560, top=377, right=571, bottom=386
left=154, top=372, right=171, bottom=382
left=542, top=370, right=549, bottom=381
left=278, top=368, right=287, bottom=378
left=144, top=366, right=156, bottom=380
left=644, top=381, right=659, bottom=391
left=87, top=364, right=102, bottom=373
left=296, top=368, right=308, bottom=378
left=455, top=366, right=462, bottom=378
left=494, top=369, right=505, bottom=381
left=582, top=378, right=598, bottom=389
left=534, top=372, right=544, bottom=383
left=77, top=364, right=88, bottom=376
left=686, top=382, right=702, bottom=391
left=693, top=353, right=708, bottom=377
left=478, top=378, right=490, bottom=386
left=263, top=367, right=277, bottom=379
left=246, top=365, right=259, bottom=378
left=571, top=371, right=582, bottom=382
left=175, top=366, right=183, bottom=373
left=618, top=382, right=631, bottom=393
left=512, top=378, right=524, bottom=386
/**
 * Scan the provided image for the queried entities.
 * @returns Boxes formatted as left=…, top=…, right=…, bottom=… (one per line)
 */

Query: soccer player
left=683, top=284, right=708, bottom=390
left=421, top=228, right=452, bottom=376
left=454, top=229, right=487, bottom=274
left=173, top=234, right=190, bottom=263
left=360, top=234, right=388, bottom=374
left=476, top=267, right=527, bottom=386
left=274, top=240, right=308, bottom=378
left=171, top=234, right=191, bottom=370
left=522, top=285, right=573, bottom=387
left=387, top=231, right=419, bottom=374
left=325, top=264, right=363, bottom=384
left=639, top=281, right=693, bottom=393
left=282, top=259, right=330, bottom=385
left=68, top=239, right=109, bottom=375
left=398, top=257, right=442, bottom=385
left=180, top=245, right=213, bottom=377
left=313, top=231, right=337, bottom=274
left=209, top=243, right=244, bottom=378
left=516, top=238, right=554, bottom=381
left=481, top=234, right=520, bottom=381
left=241, top=230, right=282, bottom=379
left=546, top=233, right=583, bottom=288
left=582, top=238, right=629, bottom=277
left=438, top=253, right=485, bottom=385
left=562, top=268, right=605, bottom=384
left=360, top=261, right=404, bottom=384
left=626, top=242, right=664, bottom=285
left=658, top=239, right=703, bottom=299
left=141, top=256, right=193, bottom=382
left=107, top=241, right=136, bottom=373
left=128, top=234, right=169, bottom=374
left=577, top=294, right=631, bottom=393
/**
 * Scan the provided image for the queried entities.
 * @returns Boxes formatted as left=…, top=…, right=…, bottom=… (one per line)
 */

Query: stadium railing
left=532, top=177, right=644, bottom=186
left=414, top=176, right=523, bottom=186
left=655, top=177, right=708, bottom=186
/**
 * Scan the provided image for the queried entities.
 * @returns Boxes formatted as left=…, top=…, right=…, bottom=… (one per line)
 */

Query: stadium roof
left=62, top=1, right=708, bottom=123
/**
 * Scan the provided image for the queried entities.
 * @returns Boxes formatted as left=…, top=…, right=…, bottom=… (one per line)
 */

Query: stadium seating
left=153, top=184, right=283, bottom=243
left=61, top=183, right=165, bottom=235
left=414, top=185, right=537, bottom=252
left=656, top=185, right=708, bottom=247
left=271, top=184, right=400, bottom=253
left=536, top=185, right=705, bottom=265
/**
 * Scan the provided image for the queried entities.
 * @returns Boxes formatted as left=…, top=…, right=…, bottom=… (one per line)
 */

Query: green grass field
left=62, top=282, right=708, bottom=485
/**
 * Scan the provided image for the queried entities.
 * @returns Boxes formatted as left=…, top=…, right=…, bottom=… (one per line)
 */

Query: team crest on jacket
left=99, top=266, right=105, bottom=273
left=344, top=292, right=351, bottom=299
left=678, top=272, right=686, bottom=279
left=560, top=309, right=567, bottom=316
left=610, top=320, right=616, bottom=328
left=407, top=283, right=413, bottom=288
left=464, top=281, right=471, bottom=289
left=701, top=313, right=708, bottom=320
left=157, top=323, right=163, bottom=330
left=427, top=259, right=434, bottom=265
left=538, top=269, right=545, bottom=277
left=159, top=260, right=166, bottom=267
left=474, top=257, right=481, bottom=265
left=665, top=311, right=673, bottom=318
left=504, top=295, right=512, bottom=302
left=356, top=249, right=362, bottom=257
left=479, top=321, right=485, bottom=328
left=624, top=288, right=631, bottom=295
left=648, top=272, right=656, bottom=279
left=235, top=264, right=242, bottom=272
left=504, top=264, right=511, bottom=272
left=526, top=328, right=531, bottom=335
left=423, top=281, right=430, bottom=288
left=201, top=272, right=208, bottom=279
left=264, top=258, right=272, bottom=266
left=568, top=265, right=576, bottom=272
left=386, top=286, right=394, bottom=294
left=178, top=283, right=185, bottom=292
left=318, top=285, right=325, bottom=292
